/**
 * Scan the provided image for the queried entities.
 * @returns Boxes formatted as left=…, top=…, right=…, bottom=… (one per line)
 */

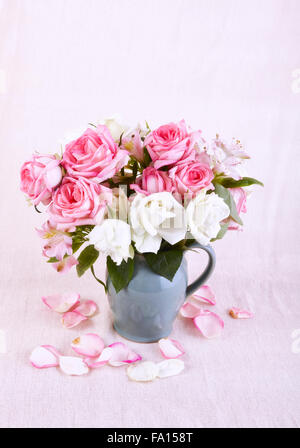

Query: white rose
left=88, top=219, right=134, bottom=265
left=130, top=192, right=186, bottom=254
left=186, top=191, right=230, bottom=245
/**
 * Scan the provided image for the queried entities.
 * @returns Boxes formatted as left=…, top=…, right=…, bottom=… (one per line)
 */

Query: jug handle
left=185, top=242, right=216, bottom=297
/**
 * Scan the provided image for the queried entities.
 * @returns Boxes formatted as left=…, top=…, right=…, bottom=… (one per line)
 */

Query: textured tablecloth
left=0, top=0, right=299, bottom=428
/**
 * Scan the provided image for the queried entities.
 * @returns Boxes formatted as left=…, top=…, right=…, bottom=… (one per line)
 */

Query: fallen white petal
left=157, top=359, right=185, bottom=378
left=127, top=361, right=159, bottom=382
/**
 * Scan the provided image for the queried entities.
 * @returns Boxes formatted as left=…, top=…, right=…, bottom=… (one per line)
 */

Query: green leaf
left=142, top=147, right=152, bottom=167
left=211, top=222, right=229, bottom=241
left=144, top=250, right=183, bottom=282
left=76, top=245, right=99, bottom=277
left=216, top=176, right=264, bottom=188
left=214, top=183, right=243, bottom=225
left=47, top=257, right=59, bottom=263
left=107, top=256, right=134, bottom=293
left=71, top=225, right=94, bottom=253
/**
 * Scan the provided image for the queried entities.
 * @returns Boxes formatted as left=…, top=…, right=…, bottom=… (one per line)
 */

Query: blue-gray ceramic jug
left=107, top=242, right=216, bottom=342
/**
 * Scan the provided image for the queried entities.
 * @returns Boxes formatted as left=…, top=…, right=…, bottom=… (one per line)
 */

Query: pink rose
left=130, top=167, right=173, bottom=195
left=227, top=187, right=247, bottom=230
left=48, top=176, right=111, bottom=229
left=144, top=120, right=200, bottom=169
left=62, top=126, right=129, bottom=182
left=169, top=161, right=214, bottom=196
left=20, top=154, right=62, bottom=205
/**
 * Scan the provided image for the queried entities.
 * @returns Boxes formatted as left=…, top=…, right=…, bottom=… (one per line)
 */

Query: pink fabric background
left=0, top=0, right=300, bottom=428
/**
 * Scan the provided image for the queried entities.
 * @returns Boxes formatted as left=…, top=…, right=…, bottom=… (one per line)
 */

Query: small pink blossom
left=62, top=126, right=129, bottom=182
left=121, top=126, right=145, bottom=162
left=36, top=221, right=73, bottom=261
left=52, top=255, right=78, bottom=274
left=144, top=120, right=200, bottom=169
left=20, top=154, right=62, bottom=205
left=130, top=167, right=173, bottom=195
left=169, top=161, right=214, bottom=196
left=48, top=176, right=111, bottom=229
left=208, top=136, right=249, bottom=180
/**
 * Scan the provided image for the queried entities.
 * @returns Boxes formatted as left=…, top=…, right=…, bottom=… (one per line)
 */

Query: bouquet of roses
left=20, top=118, right=262, bottom=293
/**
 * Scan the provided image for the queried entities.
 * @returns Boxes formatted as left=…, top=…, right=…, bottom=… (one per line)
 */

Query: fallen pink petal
left=73, top=300, right=98, bottom=317
left=30, top=345, right=60, bottom=369
left=41, top=292, right=80, bottom=313
left=59, top=356, right=89, bottom=376
left=229, top=307, right=254, bottom=319
left=71, top=333, right=105, bottom=358
left=180, top=301, right=202, bottom=318
left=193, top=310, right=224, bottom=338
left=192, top=285, right=216, bottom=305
left=108, top=342, right=142, bottom=366
left=84, top=347, right=113, bottom=368
left=61, top=311, right=88, bottom=328
left=158, top=338, right=185, bottom=359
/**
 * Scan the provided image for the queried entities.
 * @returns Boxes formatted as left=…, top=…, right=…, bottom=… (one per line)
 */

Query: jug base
left=113, top=323, right=171, bottom=343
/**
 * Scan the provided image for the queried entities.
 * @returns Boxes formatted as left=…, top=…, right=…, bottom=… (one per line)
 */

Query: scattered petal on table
left=127, top=361, right=159, bottom=382
left=108, top=342, right=142, bottom=366
left=84, top=347, right=113, bottom=368
left=73, top=300, right=97, bottom=317
left=180, top=301, right=201, bottom=318
left=229, top=307, right=254, bottom=319
left=157, top=359, right=185, bottom=378
left=59, top=356, right=89, bottom=376
left=193, top=310, right=224, bottom=338
left=61, top=311, right=88, bottom=329
left=30, top=345, right=60, bottom=369
left=42, top=292, right=80, bottom=313
left=71, top=333, right=105, bottom=358
left=192, top=285, right=216, bottom=305
left=158, top=338, right=185, bottom=359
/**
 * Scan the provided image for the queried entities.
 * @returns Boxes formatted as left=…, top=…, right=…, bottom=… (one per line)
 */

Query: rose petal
left=108, top=342, right=142, bottom=366
left=73, top=300, right=97, bottom=317
left=30, top=345, right=60, bottom=369
left=158, top=338, right=185, bottom=359
left=180, top=301, right=202, bottom=318
left=59, top=356, right=89, bottom=376
left=61, top=311, right=88, bottom=328
left=71, top=333, right=105, bottom=358
left=229, top=307, right=254, bottom=319
left=127, top=361, right=159, bottom=382
left=157, top=359, right=185, bottom=378
left=193, top=310, right=224, bottom=338
left=193, top=285, right=216, bottom=306
left=84, top=347, right=113, bottom=368
left=42, top=292, right=80, bottom=313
